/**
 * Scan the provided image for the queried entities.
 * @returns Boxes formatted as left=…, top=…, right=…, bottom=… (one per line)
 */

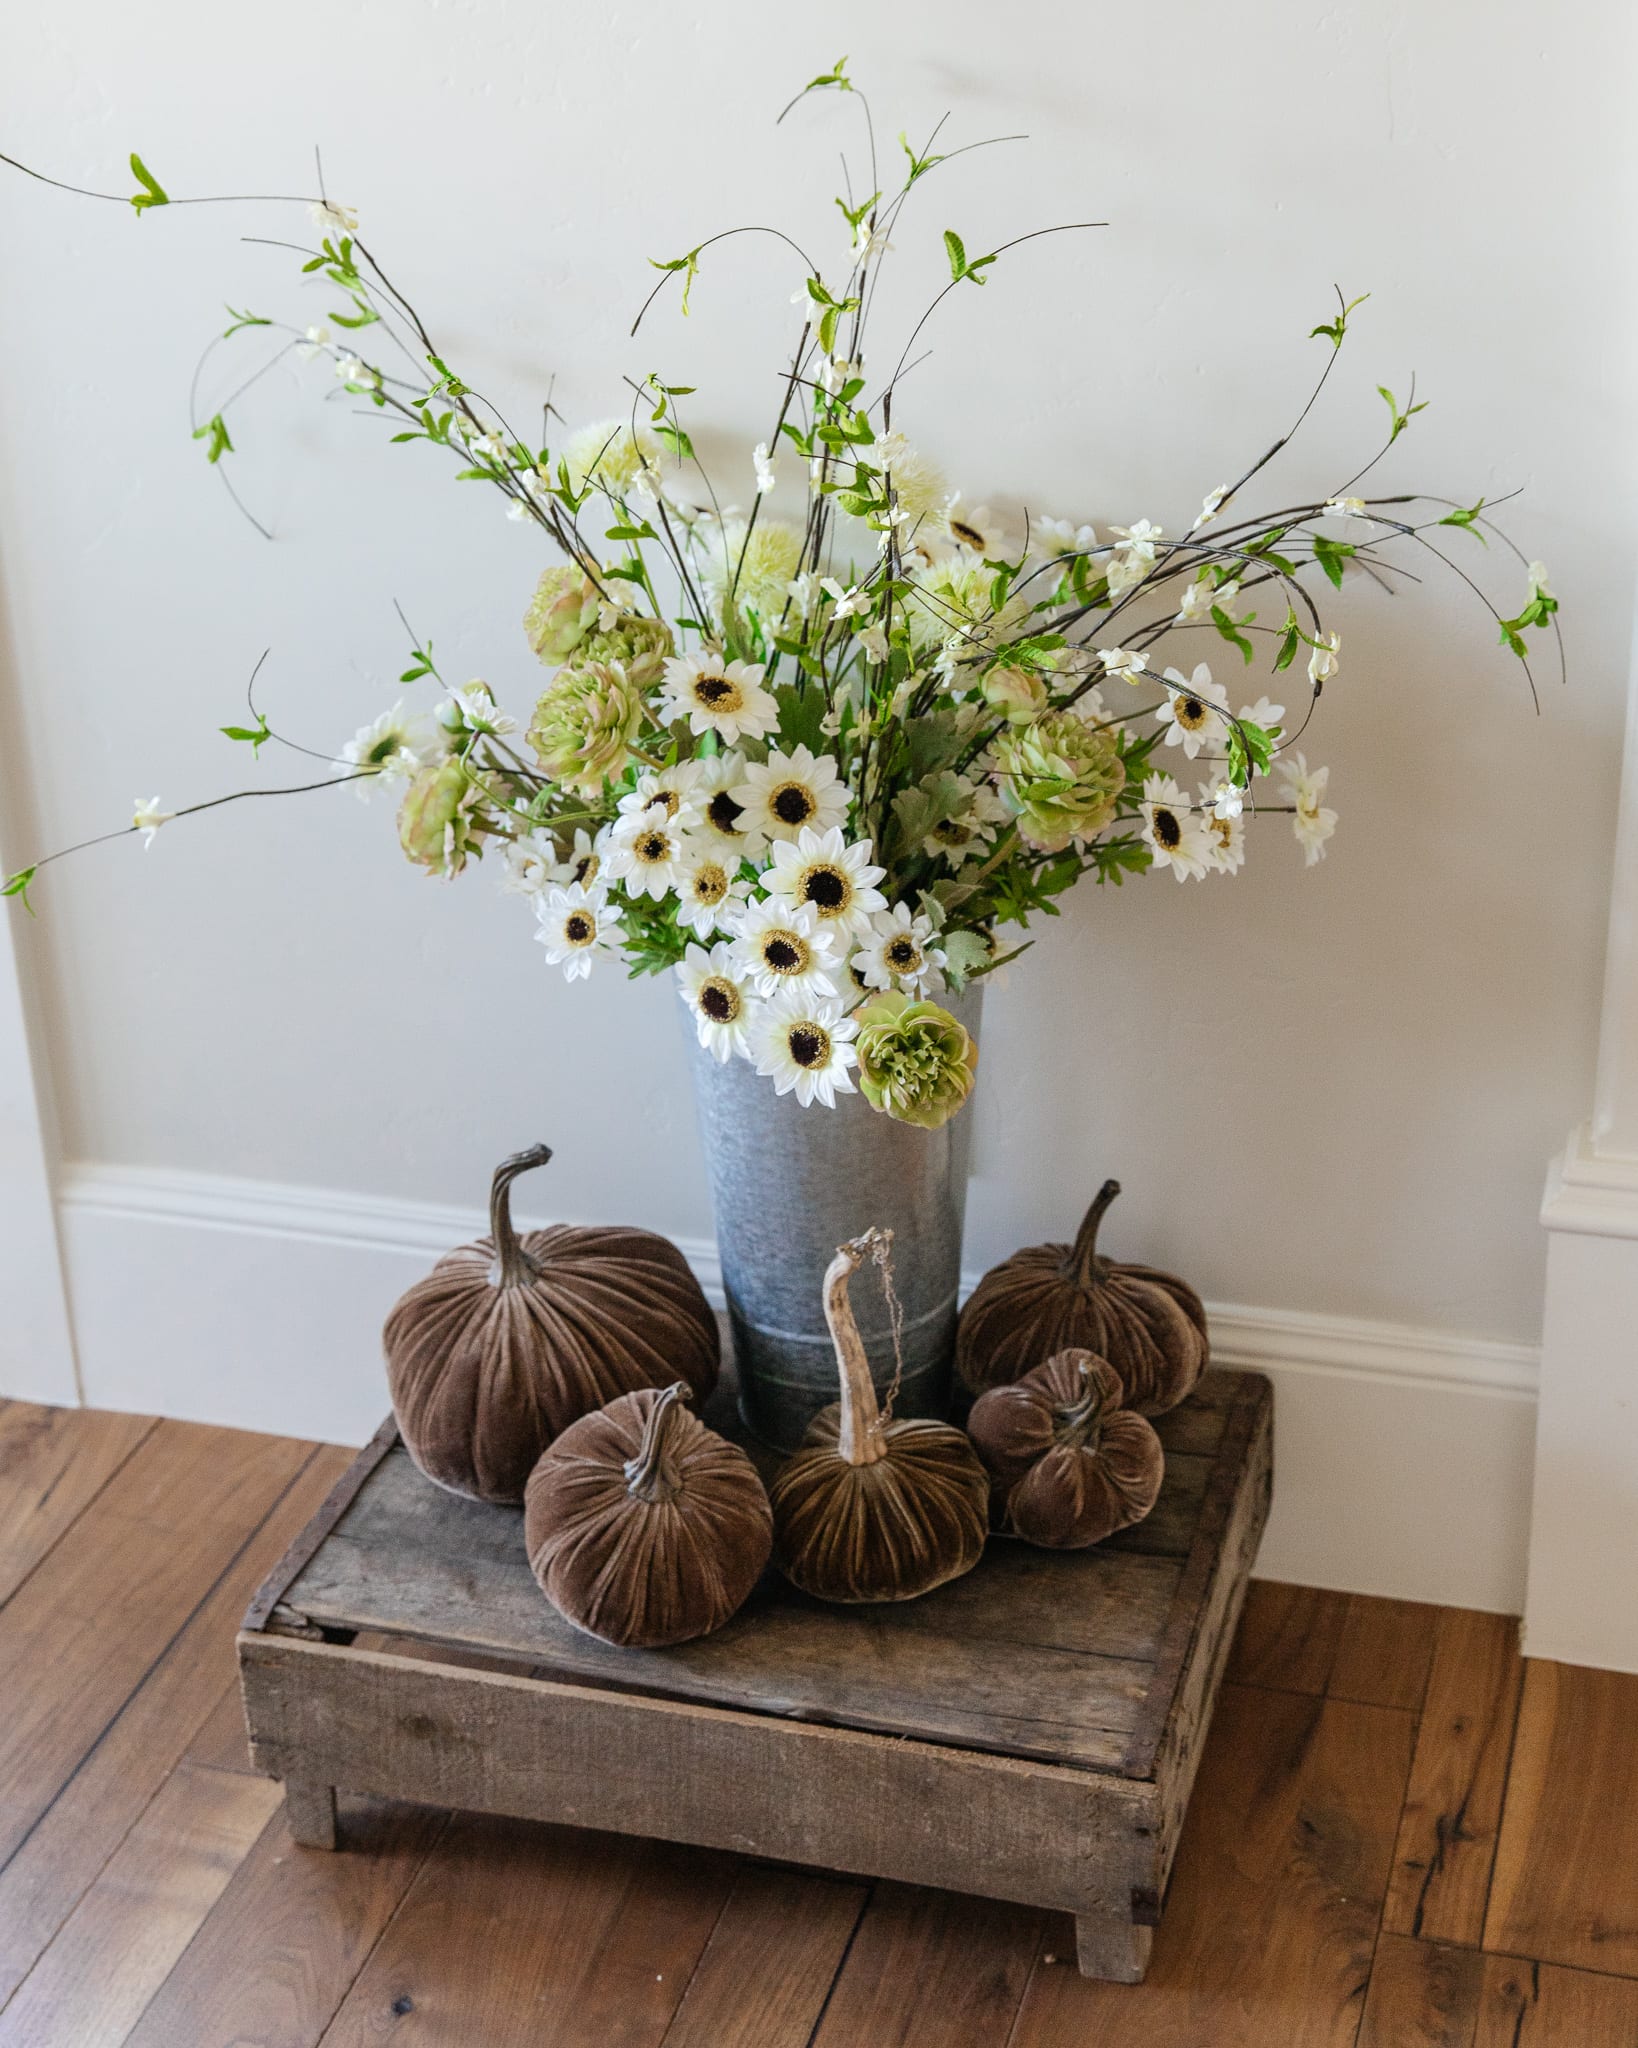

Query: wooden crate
left=237, top=1366, right=1272, bottom=1983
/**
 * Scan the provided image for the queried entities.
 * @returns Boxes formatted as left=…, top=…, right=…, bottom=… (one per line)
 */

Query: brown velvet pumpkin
left=969, top=1350, right=1165, bottom=1549
left=384, top=1144, right=719, bottom=1503
left=524, top=1382, right=773, bottom=1647
left=955, top=1179, right=1209, bottom=1413
left=769, top=1230, right=989, bottom=1604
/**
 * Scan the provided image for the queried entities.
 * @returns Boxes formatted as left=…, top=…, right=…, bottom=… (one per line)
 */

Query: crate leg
left=1075, top=1910, right=1152, bottom=1983
left=284, top=1779, right=337, bottom=1850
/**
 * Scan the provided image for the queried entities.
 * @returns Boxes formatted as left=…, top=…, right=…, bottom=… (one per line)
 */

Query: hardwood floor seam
left=799, top=1878, right=874, bottom=2048
left=306, top=1807, right=455, bottom=2048
left=0, top=1414, right=160, bottom=1617
left=0, top=1443, right=324, bottom=1889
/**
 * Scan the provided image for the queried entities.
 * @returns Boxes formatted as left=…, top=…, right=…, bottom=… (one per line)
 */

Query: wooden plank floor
left=2, top=1403, right=1636, bottom=2047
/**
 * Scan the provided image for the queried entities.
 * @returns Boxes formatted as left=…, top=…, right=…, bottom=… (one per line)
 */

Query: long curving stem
left=1053, top=1357, right=1108, bottom=1454
left=623, top=1383, right=691, bottom=1503
left=1068, top=1179, right=1122, bottom=1289
left=825, top=1231, right=892, bottom=1467
left=489, top=1142, right=554, bottom=1287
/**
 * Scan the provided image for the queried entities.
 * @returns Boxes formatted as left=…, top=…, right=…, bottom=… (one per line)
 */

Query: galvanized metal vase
left=686, top=988, right=981, bottom=1452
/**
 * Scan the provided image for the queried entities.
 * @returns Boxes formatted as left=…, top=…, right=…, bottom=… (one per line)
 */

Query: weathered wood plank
left=0, top=1444, right=351, bottom=2005
left=0, top=1401, right=155, bottom=1607
left=1473, top=1951, right=1638, bottom=2044
left=120, top=1795, right=447, bottom=2048
left=241, top=1635, right=1151, bottom=1918
left=285, top=1779, right=337, bottom=1850
left=1330, top=1596, right=1440, bottom=1712
left=317, top=1816, right=734, bottom=2048
left=0, top=1763, right=278, bottom=2048
left=809, top=1882, right=1042, bottom=2048
left=1484, top=1659, right=1638, bottom=1976
left=1008, top=1684, right=1416, bottom=2047
left=660, top=1866, right=866, bottom=2048
left=1383, top=1608, right=1524, bottom=1944
left=1226, top=1580, right=1349, bottom=1693
left=1356, top=1932, right=1484, bottom=2048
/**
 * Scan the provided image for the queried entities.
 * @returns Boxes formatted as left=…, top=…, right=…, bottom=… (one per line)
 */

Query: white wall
left=1, top=3, right=1634, bottom=1601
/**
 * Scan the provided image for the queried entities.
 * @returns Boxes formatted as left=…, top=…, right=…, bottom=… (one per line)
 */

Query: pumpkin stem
left=1054, top=1356, right=1109, bottom=1453
left=825, top=1232, right=891, bottom=1468
left=622, top=1383, right=691, bottom=1503
left=1068, top=1178, right=1121, bottom=1288
left=489, top=1143, right=552, bottom=1287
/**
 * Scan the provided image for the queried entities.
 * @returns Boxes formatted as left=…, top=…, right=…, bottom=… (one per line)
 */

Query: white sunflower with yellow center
left=850, top=901, right=947, bottom=996
left=750, top=990, right=859, bottom=1108
left=604, top=812, right=686, bottom=900
left=659, top=652, right=779, bottom=745
left=761, top=825, right=886, bottom=944
left=674, top=845, right=750, bottom=938
left=615, top=762, right=703, bottom=835
left=534, top=884, right=622, bottom=981
left=730, top=744, right=849, bottom=844
left=689, top=751, right=765, bottom=859
left=675, top=941, right=756, bottom=1062
left=730, top=898, right=840, bottom=999
left=1140, top=773, right=1215, bottom=882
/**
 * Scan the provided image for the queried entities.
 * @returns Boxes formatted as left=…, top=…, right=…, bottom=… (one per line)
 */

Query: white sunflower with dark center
left=750, top=991, right=859, bottom=1108
left=547, top=825, right=606, bottom=894
left=760, top=825, right=886, bottom=944
left=614, top=762, right=702, bottom=835
left=659, top=652, right=779, bottom=746
left=498, top=829, right=560, bottom=897
left=1140, top=773, right=1215, bottom=882
left=1156, top=662, right=1230, bottom=759
left=534, top=883, right=623, bottom=981
left=850, top=901, right=947, bottom=996
left=1197, top=778, right=1247, bottom=874
left=675, top=941, right=756, bottom=1062
left=730, top=898, right=841, bottom=1000
left=603, top=808, right=686, bottom=900
left=919, top=772, right=1009, bottom=869
left=689, top=751, right=765, bottom=860
left=674, top=845, right=749, bottom=939
left=730, top=743, right=848, bottom=844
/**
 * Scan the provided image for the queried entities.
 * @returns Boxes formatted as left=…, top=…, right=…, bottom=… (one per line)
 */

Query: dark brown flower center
left=637, top=832, right=668, bottom=861
left=887, top=938, right=918, bottom=967
left=1176, top=696, right=1208, bottom=728
left=950, top=517, right=985, bottom=550
left=694, top=675, right=737, bottom=706
left=789, top=1025, right=829, bottom=1068
left=650, top=790, right=683, bottom=819
left=564, top=914, right=593, bottom=943
left=802, top=867, right=847, bottom=910
left=699, top=980, right=738, bottom=1022
left=707, top=791, right=744, bottom=835
left=932, top=819, right=970, bottom=847
left=1154, top=808, right=1182, bottom=850
left=772, top=783, right=815, bottom=826
left=572, top=853, right=598, bottom=885
left=693, top=866, right=728, bottom=903
left=764, top=936, right=804, bottom=972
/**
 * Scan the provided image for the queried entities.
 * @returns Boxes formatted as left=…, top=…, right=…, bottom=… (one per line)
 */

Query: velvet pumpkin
left=769, top=1230, right=989, bottom=1604
left=955, top=1179, right=1208, bottom=1412
left=384, top=1144, right=719, bottom=1503
left=968, top=1349, right=1165, bottom=1549
left=524, top=1383, right=773, bottom=1647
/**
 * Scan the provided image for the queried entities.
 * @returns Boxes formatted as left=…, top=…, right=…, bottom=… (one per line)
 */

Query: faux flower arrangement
left=2, top=63, right=1560, bottom=1131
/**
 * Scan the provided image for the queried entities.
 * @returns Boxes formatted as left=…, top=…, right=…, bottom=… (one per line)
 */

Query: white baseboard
left=50, top=1160, right=1540, bottom=1614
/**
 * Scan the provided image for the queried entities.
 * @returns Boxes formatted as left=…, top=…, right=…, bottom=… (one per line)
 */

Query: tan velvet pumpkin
left=769, top=1230, right=989, bottom=1605
left=955, top=1179, right=1208, bottom=1413
left=384, top=1144, right=719, bottom=1503
left=968, top=1350, right=1165, bottom=1549
left=524, top=1383, right=773, bottom=1647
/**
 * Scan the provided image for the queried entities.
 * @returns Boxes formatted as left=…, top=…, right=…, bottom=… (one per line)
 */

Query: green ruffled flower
left=577, top=614, right=674, bottom=692
left=523, top=566, right=601, bottom=665
left=397, top=756, right=479, bottom=877
left=992, top=712, right=1126, bottom=852
left=981, top=662, right=1049, bottom=726
left=527, top=659, right=646, bottom=796
left=854, top=993, right=979, bottom=1130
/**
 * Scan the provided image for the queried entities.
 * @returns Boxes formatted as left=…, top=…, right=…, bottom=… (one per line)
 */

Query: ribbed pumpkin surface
left=525, top=1385, right=771, bottom=1648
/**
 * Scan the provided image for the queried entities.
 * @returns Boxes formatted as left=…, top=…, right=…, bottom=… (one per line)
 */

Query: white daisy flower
left=132, top=797, right=173, bottom=848
left=1175, top=574, right=1216, bottom=625
left=761, top=826, right=886, bottom=943
left=821, top=576, right=869, bottom=621
left=1277, top=753, right=1338, bottom=866
left=731, top=744, right=849, bottom=844
left=753, top=442, right=778, bottom=494
left=675, top=942, right=757, bottom=1063
left=1238, top=695, right=1286, bottom=737
left=1198, top=780, right=1247, bottom=873
left=615, top=762, right=704, bottom=835
left=439, top=680, right=516, bottom=737
left=499, top=830, right=561, bottom=897
left=941, top=495, right=1008, bottom=558
left=1140, top=774, right=1215, bottom=882
left=1034, top=516, right=1098, bottom=561
left=546, top=826, right=606, bottom=895
left=333, top=702, right=441, bottom=800
left=674, top=846, right=750, bottom=939
left=603, top=812, right=687, bottom=900
left=1157, top=664, right=1230, bottom=758
left=1107, top=520, right=1165, bottom=595
left=1307, top=632, right=1341, bottom=686
left=658, top=652, right=779, bottom=746
left=750, top=992, right=859, bottom=1108
left=309, top=200, right=358, bottom=242
left=850, top=902, right=947, bottom=996
left=1098, top=646, right=1149, bottom=685
left=730, top=899, right=841, bottom=999
left=687, top=751, right=764, bottom=860
left=920, top=773, right=1009, bottom=867
left=534, top=884, right=622, bottom=981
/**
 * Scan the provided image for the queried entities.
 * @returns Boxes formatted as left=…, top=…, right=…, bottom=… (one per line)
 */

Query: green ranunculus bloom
left=992, top=711, right=1126, bottom=852
left=397, top=756, right=478, bottom=877
left=577, top=613, right=675, bottom=692
left=854, top=992, right=979, bottom=1130
left=981, top=662, right=1049, bottom=726
left=527, top=658, right=646, bottom=796
left=523, top=565, right=601, bottom=665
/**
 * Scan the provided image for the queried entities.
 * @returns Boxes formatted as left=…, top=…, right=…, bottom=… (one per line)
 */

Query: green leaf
left=652, top=420, right=694, bottom=462
left=1308, top=290, right=1369, bottom=348
left=329, top=305, right=380, bottom=329
left=222, top=306, right=270, bottom=339
left=1211, top=605, right=1255, bottom=664
left=1274, top=609, right=1301, bottom=671
left=1377, top=384, right=1429, bottom=444
left=1310, top=533, right=1355, bottom=589
left=939, top=929, right=992, bottom=990
left=191, top=413, right=233, bottom=465
left=220, top=714, right=272, bottom=756
left=649, top=247, right=702, bottom=316
left=128, top=152, right=168, bottom=215
left=899, top=130, right=947, bottom=186
left=605, top=523, right=657, bottom=542
left=943, top=229, right=967, bottom=281
left=2, top=865, right=37, bottom=915
left=1439, top=497, right=1488, bottom=541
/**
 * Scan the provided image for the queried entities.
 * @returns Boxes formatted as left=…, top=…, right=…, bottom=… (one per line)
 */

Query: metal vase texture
left=686, top=987, right=982, bottom=1451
